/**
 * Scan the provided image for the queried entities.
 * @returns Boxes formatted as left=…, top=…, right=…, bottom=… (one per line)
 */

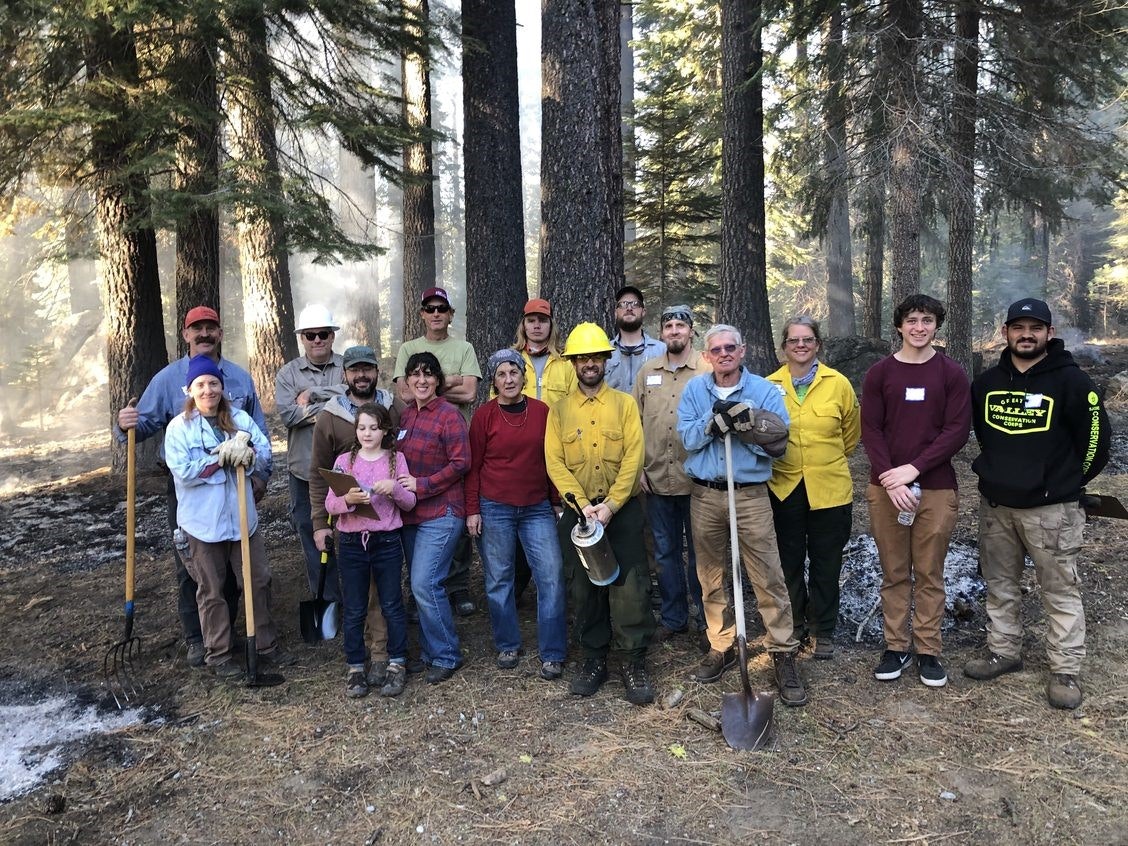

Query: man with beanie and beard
left=964, top=298, right=1111, bottom=710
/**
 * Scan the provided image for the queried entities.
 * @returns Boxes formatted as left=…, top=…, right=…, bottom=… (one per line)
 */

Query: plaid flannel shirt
left=398, top=395, right=470, bottom=524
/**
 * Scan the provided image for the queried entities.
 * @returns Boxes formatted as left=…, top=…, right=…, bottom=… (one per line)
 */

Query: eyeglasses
left=302, top=331, right=332, bottom=341
left=616, top=300, right=642, bottom=311
left=707, top=343, right=740, bottom=356
left=784, top=337, right=817, bottom=347
left=422, top=304, right=451, bottom=314
left=572, top=354, right=607, bottom=364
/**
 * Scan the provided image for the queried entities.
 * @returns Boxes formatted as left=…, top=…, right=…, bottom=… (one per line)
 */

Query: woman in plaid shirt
left=397, top=352, right=470, bottom=684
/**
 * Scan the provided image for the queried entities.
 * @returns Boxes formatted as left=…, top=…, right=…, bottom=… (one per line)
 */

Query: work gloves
left=706, top=399, right=789, bottom=458
left=210, top=430, right=256, bottom=468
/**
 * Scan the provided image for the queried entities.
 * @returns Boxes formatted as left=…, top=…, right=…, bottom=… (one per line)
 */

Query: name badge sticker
left=645, top=373, right=662, bottom=386
left=397, top=429, right=407, bottom=441
left=905, top=387, right=926, bottom=402
left=776, top=384, right=786, bottom=396
left=1025, top=393, right=1044, bottom=409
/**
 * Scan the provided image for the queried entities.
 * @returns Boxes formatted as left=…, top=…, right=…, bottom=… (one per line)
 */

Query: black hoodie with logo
left=971, top=338, right=1111, bottom=509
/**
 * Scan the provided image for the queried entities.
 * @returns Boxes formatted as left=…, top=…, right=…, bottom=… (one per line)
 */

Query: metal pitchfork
left=104, top=424, right=143, bottom=708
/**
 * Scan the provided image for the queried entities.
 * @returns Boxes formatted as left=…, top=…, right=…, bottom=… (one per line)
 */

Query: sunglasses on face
left=708, top=343, right=740, bottom=356
left=422, top=304, right=451, bottom=314
left=784, top=337, right=817, bottom=347
left=303, top=331, right=332, bottom=341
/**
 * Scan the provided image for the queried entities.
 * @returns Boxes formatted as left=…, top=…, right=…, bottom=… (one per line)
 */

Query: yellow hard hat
left=563, top=322, right=615, bottom=357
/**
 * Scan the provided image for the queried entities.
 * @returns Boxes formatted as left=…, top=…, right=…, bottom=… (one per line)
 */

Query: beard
left=665, top=337, right=688, bottom=355
left=348, top=379, right=376, bottom=399
left=578, top=365, right=604, bottom=387
left=1009, top=339, right=1048, bottom=360
left=617, top=314, right=643, bottom=333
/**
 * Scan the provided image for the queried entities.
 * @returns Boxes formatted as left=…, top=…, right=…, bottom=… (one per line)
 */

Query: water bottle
left=897, top=483, right=922, bottom=526
left=173, top=528, right=190, bottom=555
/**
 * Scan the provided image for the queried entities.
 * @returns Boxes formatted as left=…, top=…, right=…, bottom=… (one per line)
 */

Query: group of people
left=114, top=287, right=1110, bottom=712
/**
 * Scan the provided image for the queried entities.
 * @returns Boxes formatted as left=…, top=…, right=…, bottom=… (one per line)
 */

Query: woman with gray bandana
left=464, top=349, right=567, bottom=680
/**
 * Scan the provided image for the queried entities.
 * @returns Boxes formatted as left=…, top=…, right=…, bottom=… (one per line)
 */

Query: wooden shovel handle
left=236, top=469, right=256, bottom=638
left=125, top=427, right=136, bottom=605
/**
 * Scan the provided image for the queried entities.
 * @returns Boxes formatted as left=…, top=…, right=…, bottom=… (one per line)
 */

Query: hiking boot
left=497, top=650, right=520, bottom=670
left=380, top=663, right=407, bottom=697
left=366, top=660, right=389, bottom=687
left=696, top=629, right=711, bottom=654
left=346, top=670, right=369, bottom=698
left=773, top=651, right=808, bottom=707
left=406, top=657, right=426, bottom=675
left=873, top=650, right=912, bottom=681
left=651, top=624, right=687, bottom=645
left=1046, top=673, right=1083, bottom=710
left=964, top=651, right=1023, bottom=681
left=918, top=654, right=948, bottom=688
left=212, top=658, right=244, bottom=681
left=570, top=658, right=608, bottom=697
left=425, top=663, right=463, bottom=685
left=259, top=648, right=297, bottom=668
left=813, top=638, right=835, bottom=660
left=693, top=648, right=737, bottom=684
left=186, top=640, right=206, bottom=668
left=451, top=592, right=476, bottom=617
left=540, top=660, right=563, bottom=681
left=621, top=661, right=656, bottom=706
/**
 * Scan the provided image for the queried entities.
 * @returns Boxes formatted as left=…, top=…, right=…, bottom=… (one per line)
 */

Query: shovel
left=719, top=432, right=774, bottom=751
left=236, top=469, right=284, bottom=687
left=103, top=424, right=143, bottom=709
left=300, top=522, right=340, bottom=644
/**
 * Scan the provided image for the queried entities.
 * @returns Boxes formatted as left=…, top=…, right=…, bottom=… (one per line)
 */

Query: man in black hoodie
left=964, top=298, right=1111, bottom=709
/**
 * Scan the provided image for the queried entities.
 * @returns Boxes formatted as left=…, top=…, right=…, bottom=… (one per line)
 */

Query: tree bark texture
left=886, top=0, right=923, bottom=310
left=621, top=2, right=636, bottom=250
left=540, top=0, right=624, bottom=335
left=402, top=0, right=438, bottom=341
left=227, top=3, right=297, bottom=413
left=718, top=0, right=774, bottom=374
left=172, top=19, right=221, bottom=358
left=945, top=0, right=978, bottom=377
left=85, top=19, right=168, bottom=473
left=462, top=0, right=527, bottom=361
left=823, top=3, right=855, bottom=338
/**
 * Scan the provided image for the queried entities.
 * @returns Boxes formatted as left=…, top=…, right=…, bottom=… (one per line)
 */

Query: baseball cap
left=421, top=287, right=451, bottom=306
left=1005, top=298, right=1052, bottom=326
left=614, top=285, right=644, bottom=306
left=183, top=306, right=220, bottom=329
left=523, top=298, right=552, bottom=317
left=342, top=346, right=379, bottom=368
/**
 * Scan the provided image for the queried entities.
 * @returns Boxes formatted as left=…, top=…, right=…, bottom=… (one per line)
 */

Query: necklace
left=498, top=399, right=528, bottom=428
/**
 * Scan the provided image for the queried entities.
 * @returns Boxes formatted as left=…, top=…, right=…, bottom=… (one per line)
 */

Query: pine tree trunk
left=463, top=0, right=527, bottom=361
left=172, top=19, right=221, bottom=357
left=887, top=0, right=923, bottom=311
left=540, top=0, right=624, bottom=334
left=85, top=19, right=168, bottom=474
left=621, top=2, right=637, bottom=251
left=402, top=0, right=438, bottom=341
left=718, top=0, right=774, bottom=374
left=946, top=0, right=978, bottom=377
left=824, top=3, right=855, bottom=338
left=227, top=3, right=297, bottom=413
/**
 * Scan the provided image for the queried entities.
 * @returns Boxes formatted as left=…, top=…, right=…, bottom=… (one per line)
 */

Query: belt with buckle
left=691, top=478, right=762, bottom=491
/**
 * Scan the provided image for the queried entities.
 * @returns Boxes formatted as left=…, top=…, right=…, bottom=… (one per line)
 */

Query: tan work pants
left=978, top=499, right=1086, bottom=674
left=691, top=483, right=797, bottom=653
left=867, top=484, right=958, bottom=656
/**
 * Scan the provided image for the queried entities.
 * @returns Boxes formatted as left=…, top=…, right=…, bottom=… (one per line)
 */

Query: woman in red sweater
left=465, top=349, right=566, bottom=680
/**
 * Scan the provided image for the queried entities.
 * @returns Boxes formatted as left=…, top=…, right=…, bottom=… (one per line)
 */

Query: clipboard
left=318, top=468, right=379, bottom=519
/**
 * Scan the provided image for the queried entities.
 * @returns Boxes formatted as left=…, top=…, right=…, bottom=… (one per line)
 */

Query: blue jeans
left=403, top=511, right=463, bottom=669
left=477, top=497, right=567, bottom=662
left=648, top=492, right=703, bottom=631
left=337, top=530, right=408, bottom=667
left=289, top=473, right=341, bottom=603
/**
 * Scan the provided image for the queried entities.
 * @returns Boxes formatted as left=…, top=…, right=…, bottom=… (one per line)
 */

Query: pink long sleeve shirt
left=325, top=450, right=417, bottom=533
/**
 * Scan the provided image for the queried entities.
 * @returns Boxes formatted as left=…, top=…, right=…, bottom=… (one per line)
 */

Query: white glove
left=212, top=431, right=255, bottom=468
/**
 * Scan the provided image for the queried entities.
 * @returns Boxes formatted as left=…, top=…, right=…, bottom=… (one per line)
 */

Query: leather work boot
left=570, top=658, right=608, bottom=697
left=964, top=651, right=1023, bottom=681
left=1046, top=673, right=1083, bottom=710
left=693, top=647, right=737, bottom=684
left=772, top=651, right=808, bottom=707
left=621, top=661, right=655, bottom=706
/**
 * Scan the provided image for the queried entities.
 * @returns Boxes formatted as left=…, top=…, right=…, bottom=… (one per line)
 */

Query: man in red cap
left=512, top=297, right=576, bottom=406
left=115, top=305, right=269, bottom=668
left=393, top=287, right=482, bottom=616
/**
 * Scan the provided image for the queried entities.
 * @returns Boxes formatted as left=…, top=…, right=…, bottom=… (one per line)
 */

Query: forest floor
left=2, top=344, right=1128, bottom=845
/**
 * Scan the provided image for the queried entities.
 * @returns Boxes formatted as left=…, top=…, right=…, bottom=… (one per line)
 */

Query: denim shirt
left=677, top=368, right=790, bottom=484
left=605, top=332, right=664, bottom=393
left=164, top=408, right=273, bottom=542
left=113, top=355, right=269, bottom=479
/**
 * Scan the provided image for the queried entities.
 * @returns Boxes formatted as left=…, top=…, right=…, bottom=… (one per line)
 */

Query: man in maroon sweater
left=862, top=294, right=971, bottom=688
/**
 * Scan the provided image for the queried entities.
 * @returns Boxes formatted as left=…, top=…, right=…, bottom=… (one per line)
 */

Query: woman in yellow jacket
left=766, top=316, right=860, bottom=659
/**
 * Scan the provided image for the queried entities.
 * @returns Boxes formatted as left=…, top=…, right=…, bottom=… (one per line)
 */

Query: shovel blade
left=721, top=690, right=774, bottom=751
left=299, top=598, right=339, bottom=644
left=244, top=634, right=285, bottom=688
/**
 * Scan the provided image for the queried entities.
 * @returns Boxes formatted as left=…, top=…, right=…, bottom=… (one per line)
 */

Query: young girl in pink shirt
left=326, top=403, right=416, bottom=698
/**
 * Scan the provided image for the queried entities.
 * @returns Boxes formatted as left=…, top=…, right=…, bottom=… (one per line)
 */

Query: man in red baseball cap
left=114, top=304, right=270, bottom=669
left=512, top=297, right=576, bottom=407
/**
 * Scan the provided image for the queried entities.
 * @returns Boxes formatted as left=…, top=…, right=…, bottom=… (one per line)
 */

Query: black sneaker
left=450, top=592, right=476, bottom=617
left=918, top=654, right=948, bottom=688
left=693, top=647, right=737, bottom=684
left=406, top=657, right=426, bottom=675
left=425, top=662, right=463, bottom=685
left=570, top=658, right=608, bottom=697
left=497, top=650, right=520, bottom=670
left=621, top=661, right=655, bottom=706
left=212, top=658, right=244, bottom=681
left=772, top=651, right=808, bottom=707
left=380, top=663, right=407, bottom=697
left=259, top=649, right=297, bottom=668
left=346, top=670, right=369, bottom=698
left=186, top=640, right=206, bottom=668
left=540, top=660, right=563, bottom=681
left=873, top=650, right=912, bottom=681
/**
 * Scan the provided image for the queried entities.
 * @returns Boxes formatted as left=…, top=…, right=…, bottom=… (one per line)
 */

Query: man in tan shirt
left=633, top=305, right=712, bottom=649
